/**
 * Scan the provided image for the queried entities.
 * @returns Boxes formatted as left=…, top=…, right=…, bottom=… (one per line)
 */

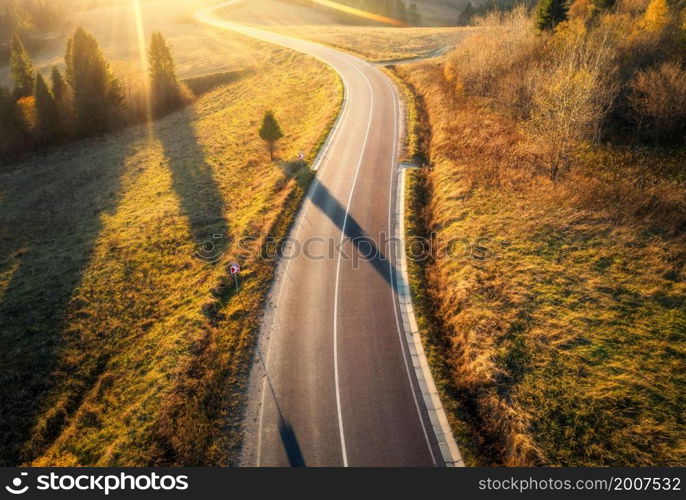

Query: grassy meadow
left=395, top=3, right=686, bottom=466
left=0, top=33, right=341, bottom=466
left=0, top=0, right=264, bottom=86
left=221, top=0, right=469, bottom=62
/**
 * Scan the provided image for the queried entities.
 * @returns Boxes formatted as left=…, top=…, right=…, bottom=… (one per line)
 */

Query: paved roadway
left=196, top=1, right=443, bottom=467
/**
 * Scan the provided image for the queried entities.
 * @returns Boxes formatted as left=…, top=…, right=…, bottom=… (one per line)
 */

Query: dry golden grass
left=396, top=56, right=686, bottom=466
left=219, top=0, right=470, bottom=62
left=275, top=25, right=470, bottom=61
left=0, top=43, right=341, bottom=466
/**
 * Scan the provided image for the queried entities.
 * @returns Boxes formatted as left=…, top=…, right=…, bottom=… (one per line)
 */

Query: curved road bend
left=196, top=2, right=443, bottom=467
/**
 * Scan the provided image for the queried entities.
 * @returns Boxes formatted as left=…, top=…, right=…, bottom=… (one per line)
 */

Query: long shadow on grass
left=0, top=136, right=133, bottom=466
left=156, top=109, right=229, bottom=258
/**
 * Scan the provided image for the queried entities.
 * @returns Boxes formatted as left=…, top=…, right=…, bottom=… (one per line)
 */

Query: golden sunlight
left=311, top=0, right=407, bottom=27
left=132, top=0, right=153, bottom=133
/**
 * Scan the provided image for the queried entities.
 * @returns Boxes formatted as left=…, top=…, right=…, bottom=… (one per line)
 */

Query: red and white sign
left=229, top=262, right=240, bottom=275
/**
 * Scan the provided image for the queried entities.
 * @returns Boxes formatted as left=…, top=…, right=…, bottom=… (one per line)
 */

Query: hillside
left=221, top=0, right=469, bottom=61
left=0, top=0, right=263, bottom=85
left=0, top=39, right=341, bottom=466
left=395, top=3, right=686, bottom=466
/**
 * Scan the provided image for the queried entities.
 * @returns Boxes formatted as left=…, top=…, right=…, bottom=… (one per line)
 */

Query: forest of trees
left=457, top=0, right=537, bottom=25
left=287, top=0, right=423, bottom=25
left=0, top=28, right=185, bottom=160
left=339, top=0, right=422, bottom=24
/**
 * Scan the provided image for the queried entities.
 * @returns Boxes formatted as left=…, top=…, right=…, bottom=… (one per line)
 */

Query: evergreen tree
left=65, top=27, right=123, bottom=134
left=457, top=2, right=476, bottom=26
left=536, top=0, right=569, bottom=31
left=148, top=31, right=181, bottom=114
left=591, top=0, right=615, bottom=9
left=10, top=33, right=34, bottom=99
left=0, top=85, right=21, bottom=156
left=395, top=0, right=408, bottom=23
left=408, top=2, right=421, bottom=25
left=50, top=66, right=67, bottom=103
left=33, top=73, right=58, bottom=140
left=259, top=111, right=284, bottom=161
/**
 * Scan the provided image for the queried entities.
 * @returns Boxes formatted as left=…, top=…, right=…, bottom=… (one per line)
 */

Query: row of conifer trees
left=1, top=28, right=183, bottom=159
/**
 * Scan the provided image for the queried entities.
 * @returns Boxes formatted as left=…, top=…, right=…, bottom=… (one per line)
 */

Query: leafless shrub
left=444, top=7, right=542, bottom=98
left=529, top=19, right=620, bottom=180
left=628, top=62, right=686, bottom=143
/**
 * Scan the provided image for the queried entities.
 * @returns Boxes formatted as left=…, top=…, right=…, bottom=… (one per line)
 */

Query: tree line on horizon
left=286, top=0, right=422, bottom=25
left=0, top=28, right=185, bottom=160
left=341, top=0, right=422, bottom=24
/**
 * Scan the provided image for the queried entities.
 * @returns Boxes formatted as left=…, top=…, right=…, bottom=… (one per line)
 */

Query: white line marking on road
left=254, top=68, right=352, bottom=468
left=383, top=73, right=437, bottom=466
left=198, top=0, right=462, bottom=467
left=331, top=63, right=375, bottom=468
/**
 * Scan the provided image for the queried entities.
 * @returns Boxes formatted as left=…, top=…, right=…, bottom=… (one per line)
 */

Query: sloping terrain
left=0, top=43, right=341, bottom=466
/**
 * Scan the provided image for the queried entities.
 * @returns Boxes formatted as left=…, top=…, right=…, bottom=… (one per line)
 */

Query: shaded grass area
left=395, top=61, right=686, bottom=466
left=0, top=47, right=341, bottom=466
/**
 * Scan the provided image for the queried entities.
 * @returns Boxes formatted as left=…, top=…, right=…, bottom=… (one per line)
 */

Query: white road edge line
left=194, top=1, right=357, bottom=467
left=383, top=74, right=437, bottom=467
left=387, top=75, right=465, bottom=466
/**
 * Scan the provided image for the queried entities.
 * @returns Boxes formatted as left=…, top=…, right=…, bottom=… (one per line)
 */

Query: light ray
left=311, top=0, right=407, bottom=27
left=132, top=0, right=154, bottom=136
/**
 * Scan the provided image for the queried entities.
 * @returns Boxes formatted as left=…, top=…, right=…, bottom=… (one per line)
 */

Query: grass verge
left=392, top=59, right=686, bottom=466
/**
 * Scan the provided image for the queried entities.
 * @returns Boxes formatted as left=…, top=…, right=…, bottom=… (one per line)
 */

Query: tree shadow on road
left=310, top=181, right=399, bottom=289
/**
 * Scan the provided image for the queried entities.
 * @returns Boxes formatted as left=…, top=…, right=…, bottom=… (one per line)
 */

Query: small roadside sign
left=229, top=262, right=241, bottom=290
left=298, top=152, right=305, bottom=169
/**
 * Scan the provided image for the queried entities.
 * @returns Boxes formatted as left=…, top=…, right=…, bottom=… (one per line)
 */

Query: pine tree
left=0, top=85, right=22, bottom=156
left=457, top=2, right=475, bottom=26
left=33, top=73, right=59, bottom=141
left=50, top=66, right=67, bottom=103
left=10, top=33, right=34, bottom=100
left=395, top=0, right=408, bottom=23
left=591, top=0, right=615, bottom=9
left=536, top=0, right=569, bottom=31
left=148, top=31, right=181, bottom=114
left=408, top=2, right=421, bottom=25
left=259, top=111, right=284, bottom=161
left=65, top=27, right=123, bottom=134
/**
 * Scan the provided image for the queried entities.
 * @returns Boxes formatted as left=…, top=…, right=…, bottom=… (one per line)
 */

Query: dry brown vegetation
left=397, top=2, right=686, bottom=466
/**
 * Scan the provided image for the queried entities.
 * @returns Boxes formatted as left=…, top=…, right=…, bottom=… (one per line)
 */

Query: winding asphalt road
left=196, top=1, right=445, bottom=467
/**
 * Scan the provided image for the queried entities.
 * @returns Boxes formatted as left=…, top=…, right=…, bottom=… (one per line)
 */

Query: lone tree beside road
left=259, top=111, right=284, bottom=161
